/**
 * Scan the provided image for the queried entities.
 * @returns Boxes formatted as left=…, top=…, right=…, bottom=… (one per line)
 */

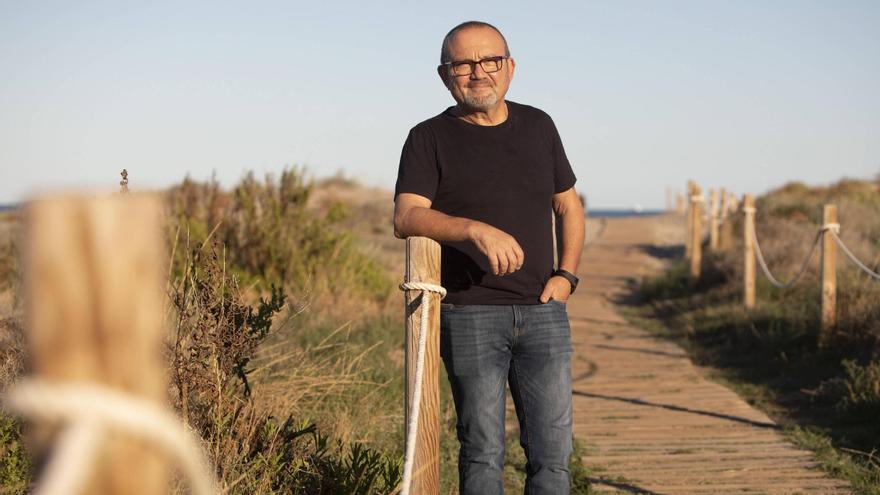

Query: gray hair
left=440, top=21, right=510, bottom=64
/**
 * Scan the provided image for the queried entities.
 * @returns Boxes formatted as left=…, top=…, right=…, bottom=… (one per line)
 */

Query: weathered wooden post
left=729, top=192, right=739, bottom=214
left=690, top=184, right=703, bottom=280
left=743, top=194, right=756, bottom=309
left=709, top=189, right=719, bottom=252
left=685, top=181, right=695, bottom=259
left=819, top=204, right=838, bottom=347
left=23, top=193, right=168, bottom=494
left=719, top=188, right=732, bottom=250
left=403, top=237, right=441, bottom=493
left=675, top=193, right=685, bottom=215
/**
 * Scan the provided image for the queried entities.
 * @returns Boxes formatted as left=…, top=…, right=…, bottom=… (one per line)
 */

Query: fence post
left=403, top=237, right=441, bottom=494
left=23, top=193, right=168, bottom=494
left=685, top=181, right=695, bottom=259
left=709, top=189, right=719, bottom=252
left=719, top=188, right=731, bottom=250
left=729, top=192, right=739, bottom=214
left=675, top=193, right=685, bottom=215
left=690, top=184, right=703, bottom=280
left=819, top=204, right=838, bottom=347
left=743, top=194, right=756, bottom=309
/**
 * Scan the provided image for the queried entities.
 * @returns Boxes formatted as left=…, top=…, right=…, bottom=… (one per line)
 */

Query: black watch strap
left=553, top=268, right=579, bottom=294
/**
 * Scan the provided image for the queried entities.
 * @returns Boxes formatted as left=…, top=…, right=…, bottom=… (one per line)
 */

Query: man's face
left=438, top=27, right=515, bottom=112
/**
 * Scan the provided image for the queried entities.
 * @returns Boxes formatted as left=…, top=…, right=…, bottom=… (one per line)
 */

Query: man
left=393, top=20, right=585, bottom=494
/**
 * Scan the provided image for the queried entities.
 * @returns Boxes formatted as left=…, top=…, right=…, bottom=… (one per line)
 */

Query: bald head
left=440, top=21, right=510, bottom=64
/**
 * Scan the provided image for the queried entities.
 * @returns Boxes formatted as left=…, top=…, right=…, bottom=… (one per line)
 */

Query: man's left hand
left=539, top=275, right=572, bottom=303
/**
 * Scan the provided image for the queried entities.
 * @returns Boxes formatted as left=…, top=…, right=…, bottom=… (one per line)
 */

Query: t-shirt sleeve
left=546, top=116, right=577, bottom=194
left=393, top=125, right=439, bottom=201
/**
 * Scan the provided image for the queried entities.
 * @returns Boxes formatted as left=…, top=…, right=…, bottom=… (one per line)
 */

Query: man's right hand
left=468, top=222, right=524, bottom=276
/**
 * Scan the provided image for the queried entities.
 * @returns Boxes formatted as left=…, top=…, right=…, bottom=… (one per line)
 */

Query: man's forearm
left=557, top=208, right=585, bottom=275
left=394, top=206, right=476, bottom=242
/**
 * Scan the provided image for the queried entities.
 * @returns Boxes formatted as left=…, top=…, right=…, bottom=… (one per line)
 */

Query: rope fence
left=679, top=181, right=880, bottom=347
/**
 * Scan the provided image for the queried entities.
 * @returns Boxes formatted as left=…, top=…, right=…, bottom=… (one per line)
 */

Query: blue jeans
left=440, top=300, right=574, bottom=495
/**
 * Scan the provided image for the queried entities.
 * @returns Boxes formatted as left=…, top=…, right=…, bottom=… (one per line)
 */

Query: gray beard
left=462, top=91, right=498, bottom=112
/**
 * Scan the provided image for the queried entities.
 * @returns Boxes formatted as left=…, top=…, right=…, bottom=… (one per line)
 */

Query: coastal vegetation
left=0, top=169, right=592, bottom=493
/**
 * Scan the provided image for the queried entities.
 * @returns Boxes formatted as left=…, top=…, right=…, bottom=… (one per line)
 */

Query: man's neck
left=454, top=100, right=509, bottom=126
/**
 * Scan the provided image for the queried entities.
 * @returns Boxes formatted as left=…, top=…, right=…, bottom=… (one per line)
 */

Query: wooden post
left=685, top=181, right=695, bottom=259
left=403, top=237, right=441, bottom=494
left=743, top=194, right=756, bottom=309
left=729, top=192, right=739, bottom=213
left=23, top=193, right=168, bottom=494
left=709, top=189, right=719, bottom=252
left=675, top=194, right=685, bottom=215
left=690, top=184, right=703, bottom=280
left=719, top=188, right=732, bottom=250
left=819, top=204, right=838, bottom=347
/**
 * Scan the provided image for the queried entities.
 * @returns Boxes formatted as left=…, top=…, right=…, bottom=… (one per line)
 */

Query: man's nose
left=469, top=62, right=488, bottom=79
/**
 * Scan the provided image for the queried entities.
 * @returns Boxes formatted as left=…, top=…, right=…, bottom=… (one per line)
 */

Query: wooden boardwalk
left=562, top=214, right=852, bottom=494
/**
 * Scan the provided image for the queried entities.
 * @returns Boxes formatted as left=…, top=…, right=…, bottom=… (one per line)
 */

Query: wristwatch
left=553, top=268, right=579, bottom=294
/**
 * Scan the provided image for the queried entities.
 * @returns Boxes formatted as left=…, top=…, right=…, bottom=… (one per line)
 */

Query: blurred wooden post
left=685, top=181, right=695, bottom=258
left=743, top=194, right=756, bottom=309
left=709, top=189, right=719, bottom=251
left=819, top=204, right=838, bottom=347
left=403, top=237, right=441, bottom=494
left=24, top=193, right=167, bottom=494
left=719, top=188, right=732, bottom=250
left=675, top=194, right=685, bottom=215
left=690, top=184, right=703, bottom=280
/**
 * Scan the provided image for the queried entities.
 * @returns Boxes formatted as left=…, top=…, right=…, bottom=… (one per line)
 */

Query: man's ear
left=507, top=57, right=516, bottom=81
left=437, top=65, right=450, bottom=89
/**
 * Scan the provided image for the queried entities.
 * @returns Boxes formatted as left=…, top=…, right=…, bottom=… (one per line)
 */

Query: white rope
left=398, top=281, right=446, bottom=495
left=829, top=230, right=880, bottom=280
left=742, top=206, right=756, bottom=214
left=823, top=222, right=840, bottom=234
left=748, top=221, right=822, bottom=289
left=3, top=379, right=216, bottom=495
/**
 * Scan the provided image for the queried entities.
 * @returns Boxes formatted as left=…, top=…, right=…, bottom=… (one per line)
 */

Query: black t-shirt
left=393, top=100, right=577, bottom=305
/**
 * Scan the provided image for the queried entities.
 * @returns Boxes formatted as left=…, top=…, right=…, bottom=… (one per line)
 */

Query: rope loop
left=742, top=206, right=757, bottom=214
left=821, top=222, right=840, bottom=234
left=3, top=379, right=216, bottom=495
left=399, top=281, right=446, bottom=298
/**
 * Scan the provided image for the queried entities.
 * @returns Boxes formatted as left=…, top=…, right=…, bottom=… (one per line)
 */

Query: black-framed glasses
left=439, top=56, right=509, bottom=77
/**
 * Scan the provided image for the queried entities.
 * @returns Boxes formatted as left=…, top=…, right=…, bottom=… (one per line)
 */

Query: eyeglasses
left=439, top=56, right=509, bottom=77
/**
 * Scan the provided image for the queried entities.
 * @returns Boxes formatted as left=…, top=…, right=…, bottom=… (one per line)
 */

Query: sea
left=588, top=209, right=665, bottom=218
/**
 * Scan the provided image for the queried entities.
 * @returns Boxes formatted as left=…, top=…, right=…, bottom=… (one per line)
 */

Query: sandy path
left=561, top=214, right=852, bottom=494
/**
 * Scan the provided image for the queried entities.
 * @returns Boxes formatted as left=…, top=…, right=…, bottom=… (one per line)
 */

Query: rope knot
left=742, top=206, right=757, bottom=214
left=822, top=222, right=840, bottom=234
left=399, top=281, right=446, bottom=298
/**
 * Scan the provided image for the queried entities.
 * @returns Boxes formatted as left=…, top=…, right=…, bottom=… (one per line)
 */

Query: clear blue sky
left=1, top=1, right=878, bottom=208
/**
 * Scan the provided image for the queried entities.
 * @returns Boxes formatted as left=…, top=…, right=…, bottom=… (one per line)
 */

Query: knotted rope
left=3, top=379, right=216, bottom=495
left=398, top=281, right=446, bottom=495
